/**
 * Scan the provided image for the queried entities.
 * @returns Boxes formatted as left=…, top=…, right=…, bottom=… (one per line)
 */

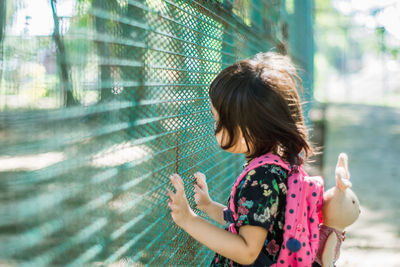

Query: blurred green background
left=314, top=0, right=400, bottom=106
left=0, top=0, right=399, bottom=266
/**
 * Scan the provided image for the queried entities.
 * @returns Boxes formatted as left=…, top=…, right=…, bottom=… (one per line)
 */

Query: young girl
left=166, top=52, right=313, bottom=266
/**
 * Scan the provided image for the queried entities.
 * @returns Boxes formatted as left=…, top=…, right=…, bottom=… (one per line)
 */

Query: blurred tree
left=93, top=0, right=114, bottom=103
left=51, top=0, right=78, bottom=106
left=0, top=0, right=6, bottom=82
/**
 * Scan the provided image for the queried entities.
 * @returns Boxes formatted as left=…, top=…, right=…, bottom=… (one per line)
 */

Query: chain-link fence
left=0, top=0, right=311, bottom=265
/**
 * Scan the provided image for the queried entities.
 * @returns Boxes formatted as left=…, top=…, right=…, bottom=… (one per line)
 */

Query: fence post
left=287, top=0, right=314, bottom=124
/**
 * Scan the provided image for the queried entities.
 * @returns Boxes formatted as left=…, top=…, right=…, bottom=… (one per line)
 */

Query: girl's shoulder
left=246, top=163, right=289, bottom=181
left=260, top=163, right=289, bottom=175
left=240, top=163, right=288, bottom=192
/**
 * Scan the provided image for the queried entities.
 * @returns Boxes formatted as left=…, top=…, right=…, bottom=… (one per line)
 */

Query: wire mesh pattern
left=0, top=0, right=291, bottom=266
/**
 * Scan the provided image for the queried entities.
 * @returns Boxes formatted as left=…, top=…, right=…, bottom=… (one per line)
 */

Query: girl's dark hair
left=209, top=52, right=313, bottom=166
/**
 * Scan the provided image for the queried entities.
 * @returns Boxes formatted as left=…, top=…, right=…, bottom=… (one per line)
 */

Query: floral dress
left=210, top=163, right=288, bottom=267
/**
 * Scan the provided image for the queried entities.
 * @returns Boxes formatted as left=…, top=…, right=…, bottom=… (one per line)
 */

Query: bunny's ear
left=336, top=166, right=352, bottom=191
left=335, top=153, right=352, bottom=191
left=336, top=153, right=350, bottom=179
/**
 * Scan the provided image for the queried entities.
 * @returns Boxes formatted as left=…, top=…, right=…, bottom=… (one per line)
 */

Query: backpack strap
left=284, top=165, right=308, bottom=248
left=273, top=167, right=324, bottom=267
left=225, top=153, right=291, bottom=233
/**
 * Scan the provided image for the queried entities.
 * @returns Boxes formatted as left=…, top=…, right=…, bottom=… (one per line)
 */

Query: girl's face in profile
left=210, top=105, right=250, bottom=155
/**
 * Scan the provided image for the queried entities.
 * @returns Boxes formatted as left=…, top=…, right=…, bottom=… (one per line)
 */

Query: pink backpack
left=225, top=152, right=324, bottom=266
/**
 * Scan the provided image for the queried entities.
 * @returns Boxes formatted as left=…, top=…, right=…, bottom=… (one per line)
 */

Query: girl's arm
left=183, top=213, right=267, bottom=265
left=167, top=174, right=267, bottom=265
left=200, top=200, right=226, bottom=226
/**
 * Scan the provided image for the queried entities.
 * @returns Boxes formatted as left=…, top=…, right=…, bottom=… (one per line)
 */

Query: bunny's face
left=344, top=188, right=361, bottom=222
left=322, top=187, right=360, bottom=230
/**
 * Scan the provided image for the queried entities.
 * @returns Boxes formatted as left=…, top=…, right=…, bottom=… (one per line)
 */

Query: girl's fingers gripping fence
left=194, top=172, right=207, bottom=189
left=193, top=183, right=202, bottom=192
left=166, top=189, right=175, bottom=202
left=170, top=174, right=184, bottom=195
left=193, top=184, right=202, bottom=204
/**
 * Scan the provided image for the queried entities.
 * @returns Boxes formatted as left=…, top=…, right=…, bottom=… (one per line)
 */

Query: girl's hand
left=192, top=172, right=212, bottom=212
left=167, top=173, right=196, bottom=229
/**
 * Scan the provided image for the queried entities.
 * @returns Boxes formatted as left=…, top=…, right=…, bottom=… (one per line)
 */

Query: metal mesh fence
left=0, top=0, right=296, bottom=266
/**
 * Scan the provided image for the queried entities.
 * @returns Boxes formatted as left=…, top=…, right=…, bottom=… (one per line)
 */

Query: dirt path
left=322, top=104, right=400, bottom=267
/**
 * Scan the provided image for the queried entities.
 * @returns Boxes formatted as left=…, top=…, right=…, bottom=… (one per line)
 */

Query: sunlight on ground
left=91, top=143, right=152, bottom=168
left=0, top=152, right=65, bottom=172
left=336, top=206, right=400, bottom=267
left=93, top=258, right=144, bottom=267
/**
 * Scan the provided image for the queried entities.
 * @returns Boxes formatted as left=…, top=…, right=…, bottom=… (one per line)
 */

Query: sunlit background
left=315, top=0, right=400, bottom=106
left=314, top=1, right=400, bottom=266
left=2, top=0, right=399, bottom=109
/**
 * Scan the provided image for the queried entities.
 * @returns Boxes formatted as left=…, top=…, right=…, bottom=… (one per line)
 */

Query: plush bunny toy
left=315, top=153, right=361, bottom=267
